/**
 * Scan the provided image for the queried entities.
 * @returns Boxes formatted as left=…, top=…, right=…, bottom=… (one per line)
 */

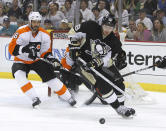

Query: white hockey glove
left=87, top=57, right=104, bottom=68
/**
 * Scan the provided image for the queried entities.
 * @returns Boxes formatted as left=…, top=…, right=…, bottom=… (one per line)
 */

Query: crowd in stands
left=0, top=0, right=166, bottom=42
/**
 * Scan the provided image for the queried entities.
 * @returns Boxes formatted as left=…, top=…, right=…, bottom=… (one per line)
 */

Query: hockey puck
left=99, top=118, right=105, bottom=124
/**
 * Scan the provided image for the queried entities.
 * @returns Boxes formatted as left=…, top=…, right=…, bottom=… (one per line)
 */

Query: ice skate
left=32, top=97, right=41, bottom=108
left=68, top=97, right=77, bottom=107
left=116, top=105, right=135, bottom=118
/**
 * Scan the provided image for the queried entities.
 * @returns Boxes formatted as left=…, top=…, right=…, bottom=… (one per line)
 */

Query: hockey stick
left=77, top=57, right=129, bottom=97
left=115, top=64, right=156, bottom=81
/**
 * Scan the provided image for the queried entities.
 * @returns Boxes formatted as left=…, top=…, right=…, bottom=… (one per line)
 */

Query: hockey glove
left=115, top=50, right=127, bottom=70
left=69, top=43, right=81, bottom=61
left=46, top=55, right=61, bottom=70
left=22, top=45, right=37, bottom=60
left=87, top=57, right=103, bottom=68
left=156, top=58, right=166, bottom=69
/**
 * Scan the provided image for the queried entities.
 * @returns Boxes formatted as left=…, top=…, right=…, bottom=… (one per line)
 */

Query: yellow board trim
left=0, top=72, right=42, bottom=81
left=1, top=72, right=166, bottom=92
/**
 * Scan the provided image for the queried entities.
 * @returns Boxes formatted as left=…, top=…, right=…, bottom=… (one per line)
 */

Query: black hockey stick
left=77, top=57, right=128, bottom=97
left=114, top=64, right=156, bottom=81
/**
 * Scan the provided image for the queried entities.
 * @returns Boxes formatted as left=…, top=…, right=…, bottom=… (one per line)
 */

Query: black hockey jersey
left=74, top=21, right=124, bottom=62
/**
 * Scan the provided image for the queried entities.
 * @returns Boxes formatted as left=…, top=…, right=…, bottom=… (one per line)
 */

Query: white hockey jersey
left=9, top=25, right=52, bottom=64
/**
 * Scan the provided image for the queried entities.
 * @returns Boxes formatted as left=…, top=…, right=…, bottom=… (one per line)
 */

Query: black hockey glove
left=22, top=45, right=37, bottom=60
left=46, top=55, right=61, bottom=70
left=69, top=42, right=81, bottom=61
left=87, top=57, right=103, bottom=68
left=156, top=58, right=166, bottom=69
left=115, top=50, right=127, bottom=70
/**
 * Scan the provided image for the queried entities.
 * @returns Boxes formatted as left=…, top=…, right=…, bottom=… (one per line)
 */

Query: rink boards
left=0, top=37, right=166, bottom=92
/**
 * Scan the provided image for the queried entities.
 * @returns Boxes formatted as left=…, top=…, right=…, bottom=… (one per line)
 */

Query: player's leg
left=102, top=66, right=126, bottom=105
left=58, top=69, right=82, bottom=93
left=32, top=60, right=76, bottom=106
left=12, top=63, right=41, bottom=108
left=94, top=77, right=135, bottom=117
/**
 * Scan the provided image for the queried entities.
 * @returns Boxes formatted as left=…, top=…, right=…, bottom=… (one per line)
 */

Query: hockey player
left=61, top=14, right=136, bottom=117
left=8, top=12, right=76, bottom=108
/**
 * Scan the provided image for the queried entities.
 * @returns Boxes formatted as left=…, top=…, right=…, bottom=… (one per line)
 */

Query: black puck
left=99, top=118, right=105, bottom=124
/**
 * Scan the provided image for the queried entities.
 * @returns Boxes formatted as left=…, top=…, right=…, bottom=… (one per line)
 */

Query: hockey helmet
left=102, top=14, right=116, bottom=27
left=28, top=12, right=42, bottom=23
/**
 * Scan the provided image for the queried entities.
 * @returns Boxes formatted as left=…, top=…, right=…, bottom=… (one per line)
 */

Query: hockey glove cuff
left=69, top=43, right=81, bottom=61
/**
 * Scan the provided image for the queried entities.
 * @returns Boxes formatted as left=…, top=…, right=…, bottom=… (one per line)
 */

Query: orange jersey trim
left=21, top=82, right=33, bottom=93
left=61, top=58, right=72, bottom=70
left=9, top=26, right=31, bottom=56
left=14, top=56, right=40, bottom=64
left=61, top=47, right=71, bottom=70
left=55, top=85, right=67, bottom=96
left=39, top=27, right=52, bottom=58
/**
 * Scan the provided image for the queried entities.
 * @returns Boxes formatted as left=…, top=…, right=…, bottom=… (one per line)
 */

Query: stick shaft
left=115, top=65, right=155, bottom=81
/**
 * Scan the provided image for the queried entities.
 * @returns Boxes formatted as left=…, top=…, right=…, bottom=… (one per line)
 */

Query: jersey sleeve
left=9, top=30, right=24, bottom=56
left=39, top=30, right=52, bottom=58
left=74, top=21, right=98, bottom=33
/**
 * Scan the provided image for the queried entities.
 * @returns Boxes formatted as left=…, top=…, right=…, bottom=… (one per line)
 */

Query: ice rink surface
left=0, top=78, right=166, bottom=131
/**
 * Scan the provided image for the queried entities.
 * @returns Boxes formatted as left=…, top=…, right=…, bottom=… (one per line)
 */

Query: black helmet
left=102, top=14, right=116, bottom=27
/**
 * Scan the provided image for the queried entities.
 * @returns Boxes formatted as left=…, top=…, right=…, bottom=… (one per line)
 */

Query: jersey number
left=13, top=33, right=19, bottom=39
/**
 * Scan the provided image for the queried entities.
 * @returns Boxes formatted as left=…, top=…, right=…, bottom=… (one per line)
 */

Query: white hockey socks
left=46, top=78, right=72, bottom=101
left=14, top=70, right=38, bottom=100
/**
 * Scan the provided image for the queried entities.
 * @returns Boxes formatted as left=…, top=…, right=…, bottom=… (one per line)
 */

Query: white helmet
left=28, top=12, right=42, bottom=22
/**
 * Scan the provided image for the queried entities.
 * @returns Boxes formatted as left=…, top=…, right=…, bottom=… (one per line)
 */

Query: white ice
left=0, top=78, right=166, bottom=131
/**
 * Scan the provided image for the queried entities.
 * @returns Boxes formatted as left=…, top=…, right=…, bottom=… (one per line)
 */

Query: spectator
left=8, top=0, right=22, bottom=19
left=62, top=0, right=74, bottom=23
left=152, top=19, right=166, bottom=42
left=3, top=1, right=12, bottom=14
left=143, top=0, right=157, bottom=20
left=9, top=14, right=17, bottom=25
left=0, top=16, right=18, bottom=36
left=40, top=0, right=48, bottom=7
left=43, top=19, right=53, bottom=33
left=92, top=7, right=102, bottom=25
left=17, top=18, right=25, bottom=27
left=134, top=22, right=152, bottom=41
left=125, top=19, right=137, bottom=40
left=136, top=9, right=153, bottom=30
left=39, top=5, right=49, bottom=27
left=114, top=6, right=129, bottom=27
left=156, top=10, right=166, bottom=27
left=97, top=0, right=109, bottom=17
left=0, top=2, right=5, bottom=26
left=46, top=2, right=65, bottom=29
left=22, top=3, right=33, bottom=21
left=80, top=0, right=94, bottom=22
left=158, top=0, right=166, bottom=13
left=59, top=19, right=71, bottom=30
left=97, top=0, right=110, bottom=12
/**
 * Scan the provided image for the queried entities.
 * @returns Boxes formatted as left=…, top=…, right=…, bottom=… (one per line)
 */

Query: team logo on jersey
left=90, top=39, right=111, bottom=57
